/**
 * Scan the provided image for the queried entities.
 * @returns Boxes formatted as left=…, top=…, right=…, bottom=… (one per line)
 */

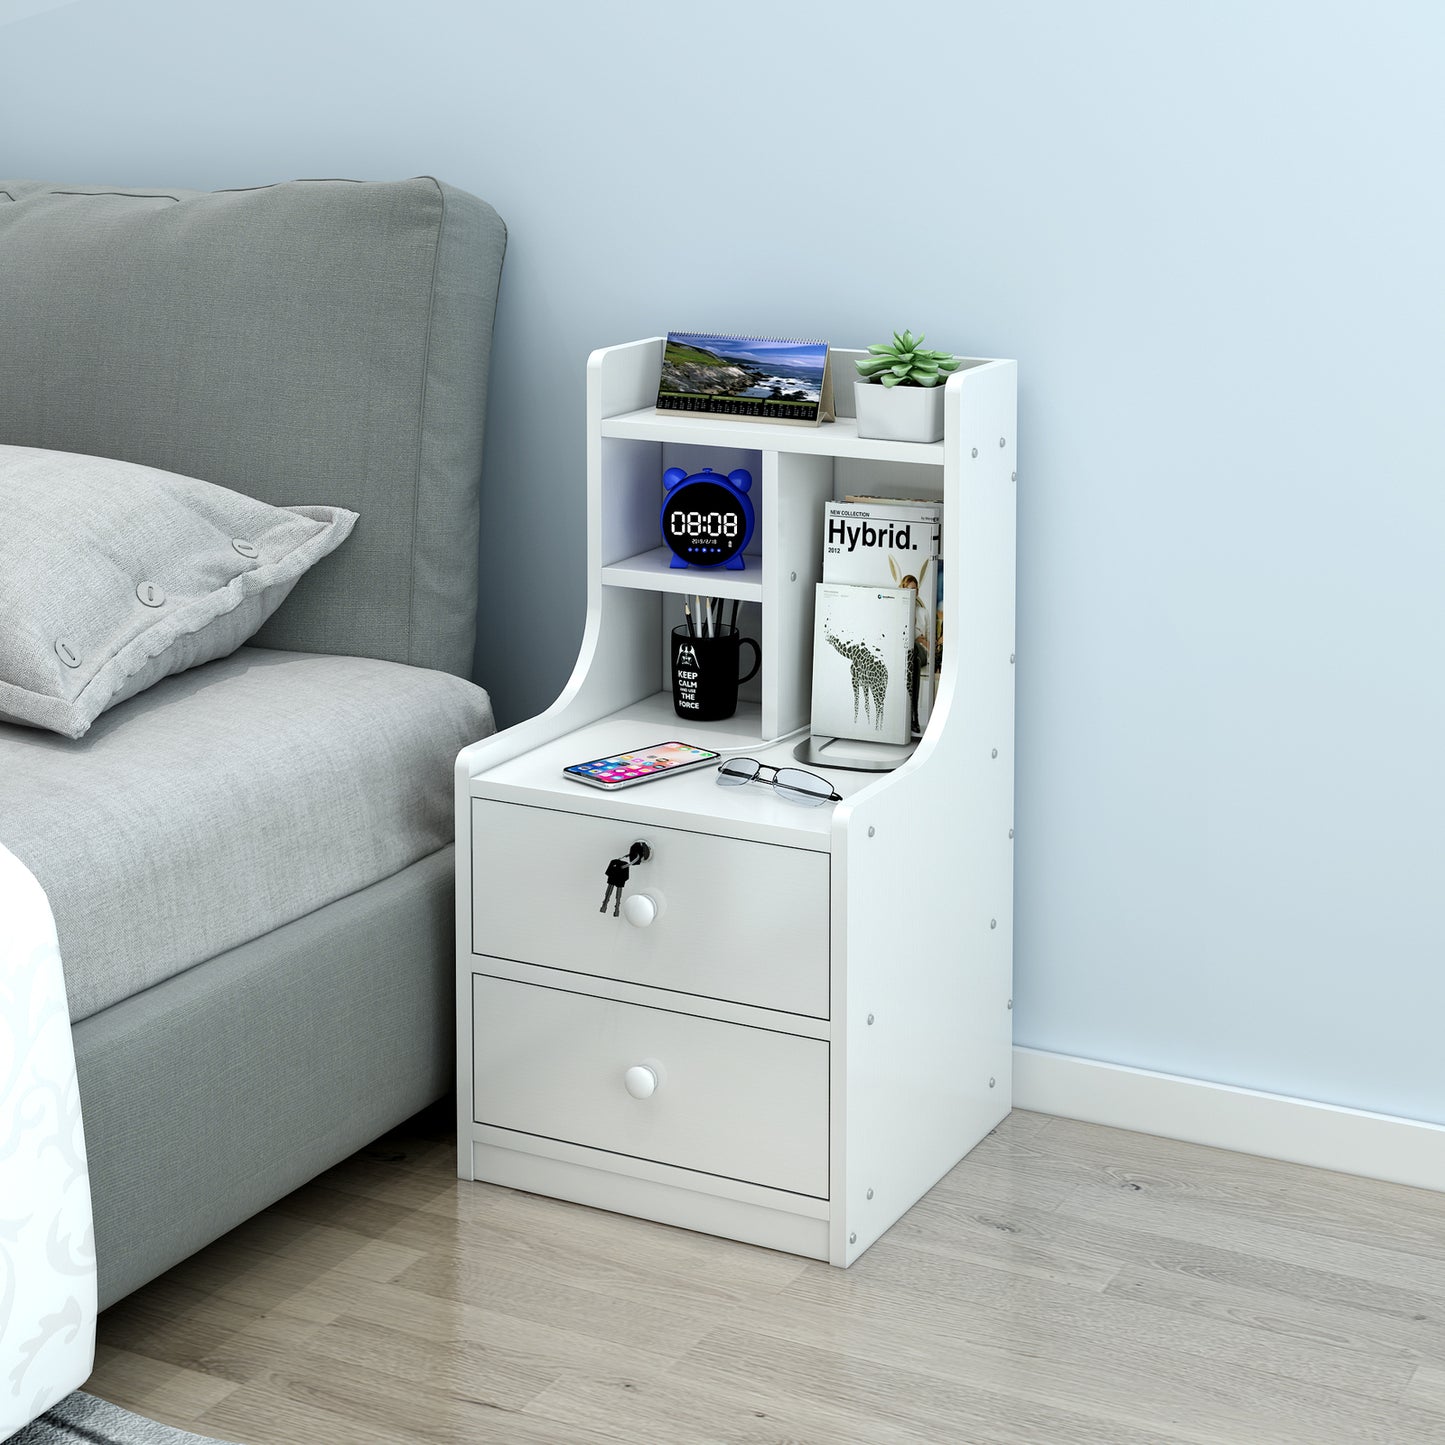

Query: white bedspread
left=0, top=842, right=96, bottom=1437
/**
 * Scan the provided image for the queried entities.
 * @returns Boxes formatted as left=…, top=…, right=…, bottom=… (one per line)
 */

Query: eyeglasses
left=715, top=758, right=842, bottom=807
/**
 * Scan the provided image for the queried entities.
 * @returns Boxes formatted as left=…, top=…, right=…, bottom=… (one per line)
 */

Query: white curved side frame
left=826, top=360, right=1018, bottom=1265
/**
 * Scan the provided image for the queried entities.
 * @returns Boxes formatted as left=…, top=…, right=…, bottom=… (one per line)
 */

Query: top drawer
left=471, top=800, right=829, bottom=1018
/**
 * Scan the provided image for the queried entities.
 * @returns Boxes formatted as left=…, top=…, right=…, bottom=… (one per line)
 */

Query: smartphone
left=563, top=741, right=721, bottom=790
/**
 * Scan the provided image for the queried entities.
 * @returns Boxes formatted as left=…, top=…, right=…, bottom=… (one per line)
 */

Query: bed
left=0, top=176, right=507, bottom=1310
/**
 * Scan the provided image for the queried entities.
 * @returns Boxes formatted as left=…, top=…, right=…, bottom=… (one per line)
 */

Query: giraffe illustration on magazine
left=809, top=583, right=913, bottom=745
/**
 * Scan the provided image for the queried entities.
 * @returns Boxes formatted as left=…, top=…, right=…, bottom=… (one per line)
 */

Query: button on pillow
left=0, top=445, right=358, bottom=739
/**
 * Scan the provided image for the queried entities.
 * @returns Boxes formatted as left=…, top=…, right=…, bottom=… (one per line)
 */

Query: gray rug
left=8, top=1393, right=239, bottom=1444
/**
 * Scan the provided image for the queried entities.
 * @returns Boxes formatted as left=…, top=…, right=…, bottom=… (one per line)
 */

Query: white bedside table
left=456, top=339, right=1017, bottom=1266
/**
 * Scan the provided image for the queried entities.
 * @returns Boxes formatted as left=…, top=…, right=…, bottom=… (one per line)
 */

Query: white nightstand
left=456, top=338, right=1017, bottom=1266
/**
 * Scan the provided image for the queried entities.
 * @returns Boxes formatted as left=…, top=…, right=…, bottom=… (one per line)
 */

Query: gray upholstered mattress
left=0, top=646, right=493, bottom=1021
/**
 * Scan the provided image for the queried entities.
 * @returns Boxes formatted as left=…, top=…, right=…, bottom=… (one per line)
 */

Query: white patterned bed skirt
left=0, top=842, right=96, bottom=1438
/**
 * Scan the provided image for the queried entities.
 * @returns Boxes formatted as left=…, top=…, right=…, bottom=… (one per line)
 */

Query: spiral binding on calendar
left=670, top=333, right=827, bottom=345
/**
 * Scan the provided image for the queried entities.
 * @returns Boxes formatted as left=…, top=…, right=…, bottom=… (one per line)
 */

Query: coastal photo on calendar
left=656, top=332, right=834, bottom=425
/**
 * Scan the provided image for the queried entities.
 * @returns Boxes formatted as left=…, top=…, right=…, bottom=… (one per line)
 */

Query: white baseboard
left=1013, top=1046, right=1445, bottom=1195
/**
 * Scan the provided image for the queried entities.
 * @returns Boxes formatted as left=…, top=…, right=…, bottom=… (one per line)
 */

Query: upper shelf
left=600, top=406, right=946, bottom=465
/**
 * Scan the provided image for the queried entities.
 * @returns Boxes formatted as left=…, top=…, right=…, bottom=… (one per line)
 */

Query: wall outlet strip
left=1013, top=1046, right=1445, bottom=1196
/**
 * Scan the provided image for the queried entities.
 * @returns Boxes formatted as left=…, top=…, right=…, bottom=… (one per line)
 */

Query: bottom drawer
left=472, top=973, right=829, bottom=1199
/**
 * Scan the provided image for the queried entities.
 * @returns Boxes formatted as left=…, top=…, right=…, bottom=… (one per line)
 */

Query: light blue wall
left=5, top=1, right=1443, bottom=1123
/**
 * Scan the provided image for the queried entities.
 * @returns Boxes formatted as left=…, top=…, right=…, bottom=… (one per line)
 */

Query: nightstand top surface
left=470, top=694, right=885, bottom=849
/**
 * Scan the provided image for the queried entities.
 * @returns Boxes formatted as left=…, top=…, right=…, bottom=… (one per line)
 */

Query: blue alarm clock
left=660, top=465, right=755, bottom=571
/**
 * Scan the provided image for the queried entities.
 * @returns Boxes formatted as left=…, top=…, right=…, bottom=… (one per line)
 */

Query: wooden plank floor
left=88, top=1107, right=1445, bottom=1444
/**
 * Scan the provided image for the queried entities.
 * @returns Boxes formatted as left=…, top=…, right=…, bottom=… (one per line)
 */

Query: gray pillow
left=0, top=445, right=357, bottom=738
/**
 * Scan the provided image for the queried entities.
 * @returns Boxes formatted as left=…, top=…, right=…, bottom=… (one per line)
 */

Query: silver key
left=600, top=857, right=628, bottom=915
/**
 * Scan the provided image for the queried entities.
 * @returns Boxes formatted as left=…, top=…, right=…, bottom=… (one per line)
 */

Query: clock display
left=670, top=505, right=740, bottom=541
left=660, top=466, right=755, bottom=571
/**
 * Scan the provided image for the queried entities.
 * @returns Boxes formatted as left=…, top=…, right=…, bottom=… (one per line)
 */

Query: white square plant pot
left=853, top=378, right=945, bottom=443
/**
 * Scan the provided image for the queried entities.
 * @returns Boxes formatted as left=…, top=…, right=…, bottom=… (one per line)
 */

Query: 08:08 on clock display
left=671, top=510, right=739, bottom=538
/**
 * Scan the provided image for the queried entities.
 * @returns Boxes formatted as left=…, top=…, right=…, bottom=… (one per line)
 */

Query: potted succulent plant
left=853, top=330, right=962, bottom=443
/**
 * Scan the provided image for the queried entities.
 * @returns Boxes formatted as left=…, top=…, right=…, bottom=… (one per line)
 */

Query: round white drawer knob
left=622, top=893, right=657, bottom=928
left=623, top=1065, right=657, bottom=1099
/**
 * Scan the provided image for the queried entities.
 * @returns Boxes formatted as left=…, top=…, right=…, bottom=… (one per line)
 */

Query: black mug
left=671, top=624, right=760, bottom=722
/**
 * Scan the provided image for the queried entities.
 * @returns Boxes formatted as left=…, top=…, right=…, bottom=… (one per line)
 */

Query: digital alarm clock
left=660, top=465, right=755, bottom=571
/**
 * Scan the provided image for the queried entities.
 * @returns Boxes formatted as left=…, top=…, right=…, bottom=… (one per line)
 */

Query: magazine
left=810, top=584, right=913, bottom=745
left=823, top=498, right=941, bottom=733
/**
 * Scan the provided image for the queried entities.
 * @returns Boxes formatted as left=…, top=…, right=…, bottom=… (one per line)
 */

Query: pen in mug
left=683, top=600, right=695, bottom=638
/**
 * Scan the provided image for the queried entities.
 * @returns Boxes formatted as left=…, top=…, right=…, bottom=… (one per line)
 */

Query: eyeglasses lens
left=773, top=768, right=834, bottom=806
left=716, top=758, right=761, bottom=787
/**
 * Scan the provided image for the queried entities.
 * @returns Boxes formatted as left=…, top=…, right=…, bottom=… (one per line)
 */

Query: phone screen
left=564, top=741, right=719, bottom=787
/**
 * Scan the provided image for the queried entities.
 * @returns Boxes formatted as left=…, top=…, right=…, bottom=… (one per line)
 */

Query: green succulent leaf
left=863, top=330, right=960, bottom=382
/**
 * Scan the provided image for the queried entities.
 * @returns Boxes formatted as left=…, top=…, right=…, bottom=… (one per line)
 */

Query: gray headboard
left=0, top=177, right=506, bottom=678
